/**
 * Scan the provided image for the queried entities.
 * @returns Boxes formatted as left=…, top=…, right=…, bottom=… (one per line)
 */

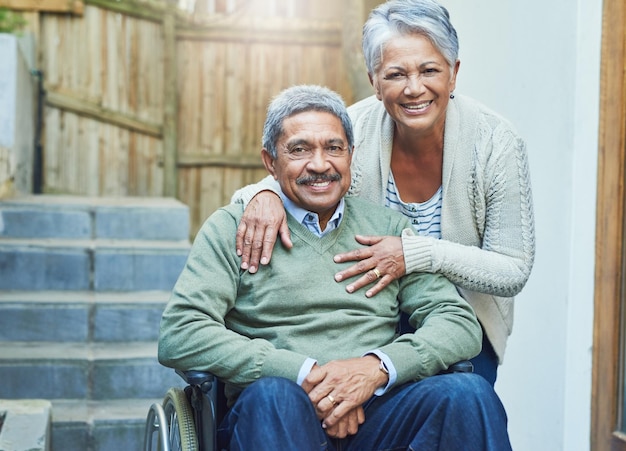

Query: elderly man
left=158, top=85, right=511, bottom=450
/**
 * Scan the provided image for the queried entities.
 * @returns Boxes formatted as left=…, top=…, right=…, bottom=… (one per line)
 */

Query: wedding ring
left=327, top=394, right=336, bottom=405
left=372, top=268, right=382, bottom=279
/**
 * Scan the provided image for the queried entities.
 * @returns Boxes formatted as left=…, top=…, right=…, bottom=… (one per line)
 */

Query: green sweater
left=158, top=197, right=481, bottom=403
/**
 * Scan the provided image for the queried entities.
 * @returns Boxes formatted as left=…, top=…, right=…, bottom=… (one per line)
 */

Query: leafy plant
left=0, top=7, right=27, bottom=34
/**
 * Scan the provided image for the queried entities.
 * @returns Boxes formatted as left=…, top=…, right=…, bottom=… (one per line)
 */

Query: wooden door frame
left=592, top=0, right=626, bottom=449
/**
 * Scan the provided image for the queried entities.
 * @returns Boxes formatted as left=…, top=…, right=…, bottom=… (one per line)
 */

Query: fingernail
left=335, top=274, right=342, bottom=282
left=241, top=262, right=248, bottom=269
left=366, top=290, right=373, bottom=298
left=249, top=266, right=257, bottom=273
left=236, top=249, right=242, bottom=256
left=346, top=285, right=354, bottom=293
left=333, top=255, right=340, bottom=262
left=260, top=257, right=268, bottom=265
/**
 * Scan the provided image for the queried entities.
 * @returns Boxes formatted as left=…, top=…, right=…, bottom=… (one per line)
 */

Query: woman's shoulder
left=348, top=95, right=385, bottom=122
left=455, top=94, right=520, bottom=136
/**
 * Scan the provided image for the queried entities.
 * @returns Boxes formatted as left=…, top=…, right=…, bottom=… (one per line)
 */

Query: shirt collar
left=280, top=190, right=345, bottom=236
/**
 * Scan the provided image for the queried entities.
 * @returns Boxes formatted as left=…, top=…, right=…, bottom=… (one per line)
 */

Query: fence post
left=162, top=0, right=178, bottom=198
left=341, top=0, right=375, bottom=102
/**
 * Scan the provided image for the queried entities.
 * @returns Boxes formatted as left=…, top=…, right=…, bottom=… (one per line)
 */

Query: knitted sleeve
left=402, top=128, right=535, bottom=297
left=230, top=175, right=280, bottom=206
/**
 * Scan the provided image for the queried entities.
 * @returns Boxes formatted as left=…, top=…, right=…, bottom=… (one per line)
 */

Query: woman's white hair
left=362, top=0, right=459, bottom=75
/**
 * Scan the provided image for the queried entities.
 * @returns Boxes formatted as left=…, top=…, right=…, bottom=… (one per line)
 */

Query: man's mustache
left=296, top=174, right=341, bottom=185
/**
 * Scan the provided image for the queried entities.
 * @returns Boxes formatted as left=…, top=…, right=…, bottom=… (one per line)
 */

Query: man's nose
left=306, top=149, right=331, bottom=171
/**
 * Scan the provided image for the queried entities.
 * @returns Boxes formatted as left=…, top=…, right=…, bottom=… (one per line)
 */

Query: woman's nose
left=404, top=74, right=424, bottom=96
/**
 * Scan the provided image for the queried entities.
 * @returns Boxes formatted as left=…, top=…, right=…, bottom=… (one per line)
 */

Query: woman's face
left=371, top=33, right=459, bottom=138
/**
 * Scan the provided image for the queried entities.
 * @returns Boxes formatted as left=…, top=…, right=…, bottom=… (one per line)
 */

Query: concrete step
left=0, top=342, right=181, bottom=400
left=0, top=195, right=190, bottom=241
left=0, top=238, right=189, bottom=291
left=50, top=398, right=185, bottom=451
left=0, top=399, right=52, bottom=451
left=0, top=291, right=169, bottom=342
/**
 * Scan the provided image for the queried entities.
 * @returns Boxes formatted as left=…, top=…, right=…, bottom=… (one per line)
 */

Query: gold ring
left=327, top=394, right=336, bottom=405
left=372, top=268, right=382, bottom=279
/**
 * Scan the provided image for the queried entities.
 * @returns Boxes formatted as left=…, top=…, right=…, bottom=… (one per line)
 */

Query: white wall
left=439, top=1, right=602, bottom=449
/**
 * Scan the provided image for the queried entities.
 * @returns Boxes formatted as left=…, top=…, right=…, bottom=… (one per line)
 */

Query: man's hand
left=333, top=235, right=405, bottom=297
left=302, top=356, right=388, bottom=433
left=323, top=406, right=365, bottom=438
left=235, top=191, right=292, bottom=272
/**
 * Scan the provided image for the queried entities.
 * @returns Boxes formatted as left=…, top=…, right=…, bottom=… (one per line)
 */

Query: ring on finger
left=372, top=268, right=382, bottom=279
left=327, top=394, right=337, bottom=405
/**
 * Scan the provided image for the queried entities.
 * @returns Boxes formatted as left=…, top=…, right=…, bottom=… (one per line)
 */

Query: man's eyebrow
left=325, top=138, right=346, bottom=146
left=283, top=137, right=345, bottom=148
left=284, top=138, right=310, bottom=148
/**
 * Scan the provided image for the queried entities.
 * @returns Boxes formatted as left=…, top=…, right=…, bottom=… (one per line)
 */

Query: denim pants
left=217, top=374, right=511, bottom=451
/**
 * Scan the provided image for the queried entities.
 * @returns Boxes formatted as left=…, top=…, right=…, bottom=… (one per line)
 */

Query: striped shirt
left=385, top=171, right=442, bottom=238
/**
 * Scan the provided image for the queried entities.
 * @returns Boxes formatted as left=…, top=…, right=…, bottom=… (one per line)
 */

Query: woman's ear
left=449, top=59, right=461, bottom=92
left=261, top=149, right=278, bottom=180
left=369, top=73, right=382, bottom=100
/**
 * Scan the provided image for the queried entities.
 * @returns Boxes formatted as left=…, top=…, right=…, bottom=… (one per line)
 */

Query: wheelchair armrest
left=175, top=369, right=216, bottom=386
left=438, top=360, right=474, bottom=374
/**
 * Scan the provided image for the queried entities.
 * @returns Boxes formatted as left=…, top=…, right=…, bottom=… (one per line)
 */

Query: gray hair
left=362, top=0, right=459, bottom=75
left=262, top=85, right=354, bottom=159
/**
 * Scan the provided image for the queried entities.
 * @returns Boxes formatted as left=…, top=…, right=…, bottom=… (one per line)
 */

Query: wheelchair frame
left=144, top=370, right=226, bottom=451
left=143, top=361, right=473, bottom=451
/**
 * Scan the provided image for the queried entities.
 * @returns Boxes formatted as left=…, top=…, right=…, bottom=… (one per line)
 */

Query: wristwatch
left=379, top=359, right=389, bottom=375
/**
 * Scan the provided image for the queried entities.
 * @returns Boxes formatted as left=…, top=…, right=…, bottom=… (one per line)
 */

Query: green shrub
left=0, top=8, right=27, bottom=34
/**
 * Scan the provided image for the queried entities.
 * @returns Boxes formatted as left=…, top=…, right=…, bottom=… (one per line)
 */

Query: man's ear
left=261, top=149, right=278, bottom=180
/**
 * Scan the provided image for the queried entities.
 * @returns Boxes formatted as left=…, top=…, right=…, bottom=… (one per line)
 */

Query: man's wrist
left=365, top=354, right=389, bottom=387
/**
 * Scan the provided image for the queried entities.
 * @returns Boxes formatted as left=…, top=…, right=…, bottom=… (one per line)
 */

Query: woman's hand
left=333, top=235, right=405, bottom=297
left=235, top=191, right=291, bottom=272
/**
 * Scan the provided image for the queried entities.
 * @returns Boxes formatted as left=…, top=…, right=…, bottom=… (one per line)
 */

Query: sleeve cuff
left=297, top=358, right=317, bottom=386
left=401, top=228, right=435, bottom=274
left=364, top=350, right=396, bottom=396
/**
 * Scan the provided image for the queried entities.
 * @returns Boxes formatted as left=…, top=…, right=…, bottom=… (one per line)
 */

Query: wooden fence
left=3, top=0, right=379, bottom=235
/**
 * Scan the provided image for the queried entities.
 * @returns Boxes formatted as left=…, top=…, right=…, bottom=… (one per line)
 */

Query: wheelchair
left=143, top=360, right=473, bottom=451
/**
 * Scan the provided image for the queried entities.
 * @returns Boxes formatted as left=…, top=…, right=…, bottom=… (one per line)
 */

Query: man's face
left=261, top=110, right=352, bottom=228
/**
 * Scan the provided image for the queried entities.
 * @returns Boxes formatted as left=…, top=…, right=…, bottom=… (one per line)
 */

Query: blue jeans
left=217, top=374, right=511, bottom=451
left=470, top=330, right=499, bottom=386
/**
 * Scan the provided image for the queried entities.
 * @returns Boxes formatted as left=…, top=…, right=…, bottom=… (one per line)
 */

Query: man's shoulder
left=343, top=197, right=409, bottom=229
left=199, top=203, right=244, bottom=232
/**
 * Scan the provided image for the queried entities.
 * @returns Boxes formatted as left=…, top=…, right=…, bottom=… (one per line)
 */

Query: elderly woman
left=231, top=0, right=535, bottom=386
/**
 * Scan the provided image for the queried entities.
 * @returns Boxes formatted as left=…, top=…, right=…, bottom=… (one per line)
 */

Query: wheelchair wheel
left=161, top=387, right=199, bottom=451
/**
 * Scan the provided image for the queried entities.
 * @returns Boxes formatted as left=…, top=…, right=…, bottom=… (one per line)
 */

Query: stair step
left=50, top=398, right=182, bottom=451
left=0, top=291, right=170, bottom=342
left=0, top=195, right=190, bottom=241
left=0, top=238, right=190, bottom=291
left=0, top=342, right=181, bottom=400
left=0, top=399, right=52, bottom=451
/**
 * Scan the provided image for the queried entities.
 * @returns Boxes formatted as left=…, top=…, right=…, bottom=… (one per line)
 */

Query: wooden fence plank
left=0, top=0, right=83, bottom=14
left=45, top=89, right=162, bottom=137
left=162, top=0, right=178, bottom=196
left=177, top=153, right=264, bottom=169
